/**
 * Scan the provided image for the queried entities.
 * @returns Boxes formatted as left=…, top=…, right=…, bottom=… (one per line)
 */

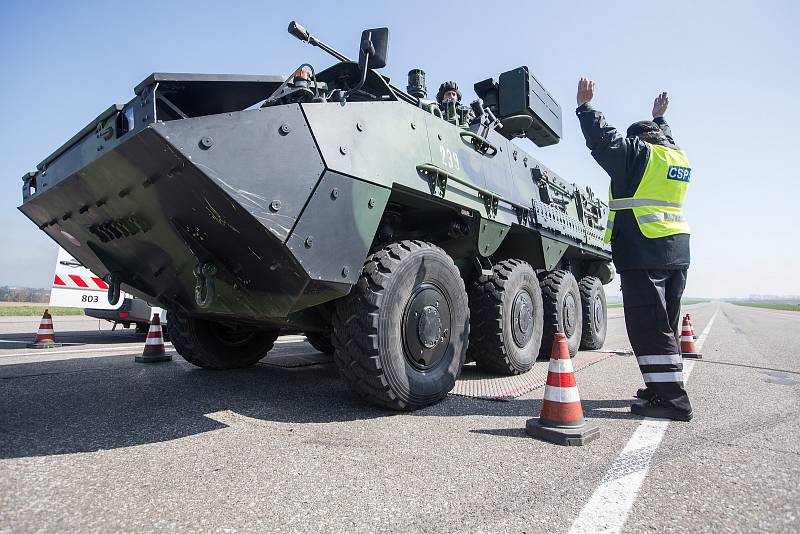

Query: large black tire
left=539, top=270, right=583, bottom=358
left=579, top=276, right=607, bottom=350
left=305, top=332, right=334, bottom=354
left=332, top=240, right=469, bottom=410
left=468, top=259, right=544, bottom=374
left=167, top=311, right=279, bottom=369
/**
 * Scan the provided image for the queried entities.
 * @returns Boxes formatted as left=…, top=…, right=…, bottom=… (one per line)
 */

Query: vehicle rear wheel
left=579, top=276, right=607, bottom=350
left=332, top=240, right=469, bottom=410
left=305, top=332, right=334, bottom=354
left=167, top=311, right=279, bottom=369
left=468, top=259, right=543, bottom=374
left=539, top=270, right=583, bottom=358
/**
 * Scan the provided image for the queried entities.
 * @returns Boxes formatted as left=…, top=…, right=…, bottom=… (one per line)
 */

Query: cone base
left=26, top=341, right=62, bottom=349
left=135, top=353, right=172, bottom=363
left=681, top=351, right=702, bottom=359
left=525, top=417, right=600, bottom=446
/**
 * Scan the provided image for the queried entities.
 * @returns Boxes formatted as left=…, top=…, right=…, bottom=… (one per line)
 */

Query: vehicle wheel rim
left=593, top=295, right=604, bottom=333
left=402, top=283, right=451, bottom=370
left=511, top=289, right=534, bottom=348
left=562, top=293, right=577, bottom=337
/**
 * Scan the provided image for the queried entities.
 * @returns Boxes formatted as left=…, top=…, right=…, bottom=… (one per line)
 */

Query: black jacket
left=576, top=103, right=690, bottom=271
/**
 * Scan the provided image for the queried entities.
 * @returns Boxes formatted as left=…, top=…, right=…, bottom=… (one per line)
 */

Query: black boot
left=631, top=395, right=693, bottom=421
left=635, top=387, right=655, bottom=401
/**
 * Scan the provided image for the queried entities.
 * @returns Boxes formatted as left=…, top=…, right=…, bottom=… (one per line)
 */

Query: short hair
left=627, top=120, right=668, bottom=146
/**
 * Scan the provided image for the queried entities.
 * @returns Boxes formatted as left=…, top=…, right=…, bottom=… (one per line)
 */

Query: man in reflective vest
left=576, top=77, right=693, bottom=421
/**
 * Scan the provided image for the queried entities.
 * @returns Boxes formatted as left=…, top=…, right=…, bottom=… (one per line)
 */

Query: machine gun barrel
left=288, top=21, right=418, bottom=106
left=288, top=21, right=350, bottom=63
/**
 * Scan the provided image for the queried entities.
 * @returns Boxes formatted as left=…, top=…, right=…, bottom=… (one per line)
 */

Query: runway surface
left=1, top=302, right=797, bottom=532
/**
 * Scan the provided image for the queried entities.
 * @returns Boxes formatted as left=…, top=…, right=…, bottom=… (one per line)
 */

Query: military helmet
left=436, top=81, right=462, bottom=103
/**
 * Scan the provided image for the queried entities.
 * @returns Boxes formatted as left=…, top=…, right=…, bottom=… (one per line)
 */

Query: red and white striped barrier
left=135, top=313, right=172, bottom=363
left=27, top=309, right=62, bottom=348
left=53, top=274, right=109, bottom=290
left=526, top=332, right=600, bottom=446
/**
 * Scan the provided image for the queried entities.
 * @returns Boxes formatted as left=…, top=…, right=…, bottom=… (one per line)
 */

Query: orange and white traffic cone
left=136, top=313, right=171, bottom=363
left=687, top=314, right=698, bottom=340
left=526, top=332, right=600, bottom=446
left=680, top=315, right=702, bottom=359
left=27, top=309, right=62, bottom=348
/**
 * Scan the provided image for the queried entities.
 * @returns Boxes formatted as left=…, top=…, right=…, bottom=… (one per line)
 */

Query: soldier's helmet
left=436, top=81, right=462, bottom=104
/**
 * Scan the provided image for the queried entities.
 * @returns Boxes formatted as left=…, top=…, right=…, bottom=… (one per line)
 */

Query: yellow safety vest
left=604, top=143, right=691, bottom=244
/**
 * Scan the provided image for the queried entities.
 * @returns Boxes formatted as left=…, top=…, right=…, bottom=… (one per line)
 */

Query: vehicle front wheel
left=332, top=240, right=469, bottom=410
left=167, top=311, right=279, bottom=369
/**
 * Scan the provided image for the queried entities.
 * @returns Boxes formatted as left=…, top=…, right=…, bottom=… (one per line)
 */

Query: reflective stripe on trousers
left=637, top=353, right=684, bottom=390
left=636, top=353, right=684, bottom=383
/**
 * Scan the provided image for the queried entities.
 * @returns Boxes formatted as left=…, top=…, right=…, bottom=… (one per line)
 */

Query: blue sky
left=1, top=1, right=797, bottom=298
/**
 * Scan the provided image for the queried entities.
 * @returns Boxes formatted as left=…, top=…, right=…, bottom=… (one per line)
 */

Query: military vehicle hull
left=21, top=95, right=609, bottom=324
left=19, top=25, right=613, bottom=410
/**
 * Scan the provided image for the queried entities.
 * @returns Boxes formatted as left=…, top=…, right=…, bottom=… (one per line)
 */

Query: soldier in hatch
left=436, top=81, right=473, bottom=126
left=436, top=81, right=462, bottom=107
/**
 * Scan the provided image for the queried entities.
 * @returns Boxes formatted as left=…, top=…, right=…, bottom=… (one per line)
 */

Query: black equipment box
left=498, top=66, right=562, bottom=147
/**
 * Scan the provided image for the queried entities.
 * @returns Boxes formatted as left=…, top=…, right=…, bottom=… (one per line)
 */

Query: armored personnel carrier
left=18, top=22, right=613, bottom=410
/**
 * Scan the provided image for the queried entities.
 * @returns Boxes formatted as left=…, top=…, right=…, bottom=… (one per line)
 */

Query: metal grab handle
left=194, top=262, right=218, bottom=309
left=105, top=272, right=121, bottom=306
left=416, top=163, right=499, bottom=202
left=417, top=163, right=531, bottom=222
left=459, top=131, right=498, bottom=157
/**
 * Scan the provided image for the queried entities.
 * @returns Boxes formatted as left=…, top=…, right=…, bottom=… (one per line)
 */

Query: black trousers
left=620, top=269, right=691, bottom=411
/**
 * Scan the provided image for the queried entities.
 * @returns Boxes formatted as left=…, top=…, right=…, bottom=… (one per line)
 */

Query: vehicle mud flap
left=540, top=235, right=569, bottom=271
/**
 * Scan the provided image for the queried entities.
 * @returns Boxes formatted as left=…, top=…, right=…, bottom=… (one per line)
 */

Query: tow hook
left=194, top=262, right=218, bottom=308
left=105, top=272, right=121, bottom=305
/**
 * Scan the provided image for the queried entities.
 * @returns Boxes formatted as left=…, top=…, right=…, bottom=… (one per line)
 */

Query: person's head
left=626, top=120, right=668, bottom=146
left=436, top=81, right=462, bottom=104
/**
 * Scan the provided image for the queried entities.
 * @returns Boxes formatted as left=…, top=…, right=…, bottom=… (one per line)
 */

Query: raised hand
left=577, top=77, right=595, bottom=107
left=652, top=91, right=669, bottom=118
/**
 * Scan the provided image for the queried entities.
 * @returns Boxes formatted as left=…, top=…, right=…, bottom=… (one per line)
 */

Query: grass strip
left=732, top=302, right=800, bottom=312
left=0, top=306, right=85, bottom=317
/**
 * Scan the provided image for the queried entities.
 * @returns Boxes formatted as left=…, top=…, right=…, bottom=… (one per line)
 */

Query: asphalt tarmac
left=0, top=302, right=797, bottom=533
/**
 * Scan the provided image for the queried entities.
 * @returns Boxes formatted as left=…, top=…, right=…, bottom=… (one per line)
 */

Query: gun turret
left=288, top=20, right=418, bottom=105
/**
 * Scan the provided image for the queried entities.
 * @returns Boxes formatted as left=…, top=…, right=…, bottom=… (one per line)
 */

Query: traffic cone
left=687, top=314, right=698, bottom=340
left=680, top=315, right=702, bottom=359
left=526, top=333, right=600, bottom=446
left=136, top=313, right=171, bottom=363
left=27, top=309, right=62, bottom=348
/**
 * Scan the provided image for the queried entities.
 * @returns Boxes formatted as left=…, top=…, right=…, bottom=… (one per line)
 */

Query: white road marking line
left=2, top=334, right=304, bottom=361
left=568, top=309, right=718, bottom=534
left=1, top=343, right=175, bottom=359
left=275, top=336, right=307, bottom=344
